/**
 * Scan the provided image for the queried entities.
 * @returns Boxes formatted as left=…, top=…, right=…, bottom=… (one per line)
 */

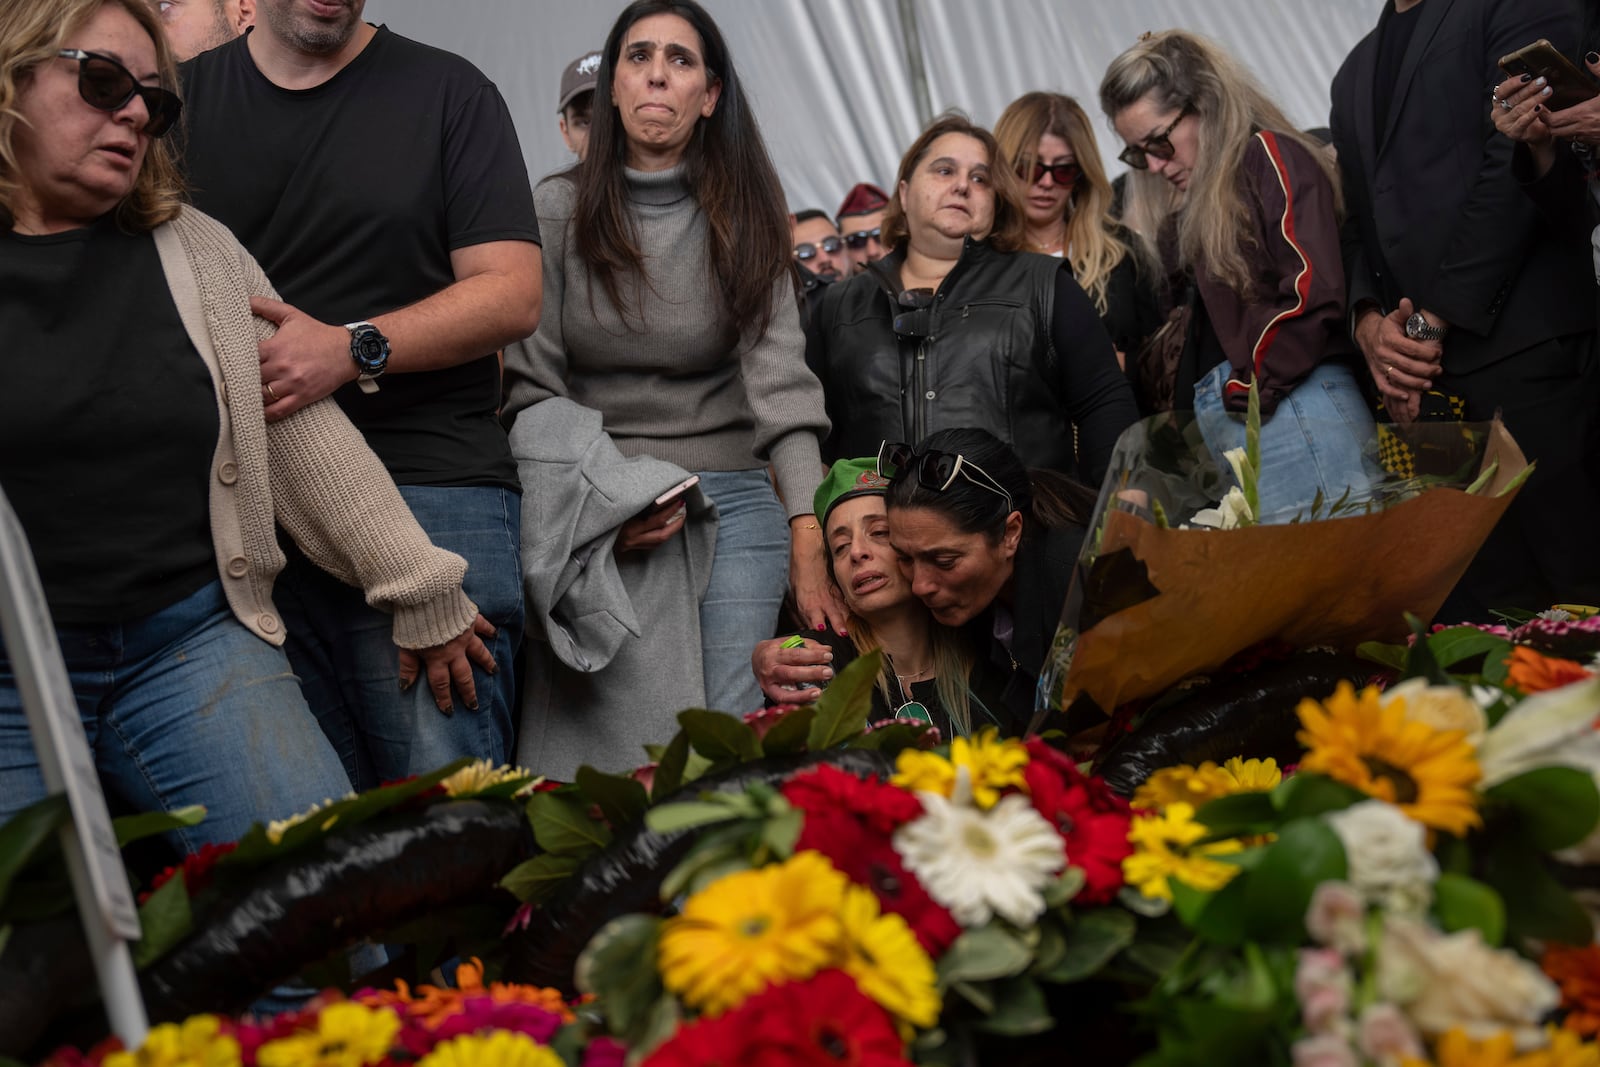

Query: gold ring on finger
left=265, top=382, right=280, bottom=402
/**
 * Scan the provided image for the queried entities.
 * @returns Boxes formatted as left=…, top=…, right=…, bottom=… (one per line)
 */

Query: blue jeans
left=0, top=580, right=352, bottom=853
left=695, top=469, right=790, bottom=714
left=274, top=485, right=522, bottom=790
left=1194, top=360, right=1383, bottom=524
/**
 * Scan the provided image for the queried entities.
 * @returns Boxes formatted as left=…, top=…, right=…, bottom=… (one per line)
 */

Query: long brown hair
left=880, top=111, right=1028, bottom=255
left=1099, top=29, right=1342, bottom=296
left=0, top=0, right=184, bottom=232
left=994, top=92, right=1129, bottom=314
left=571, top=0, right=789, bottom=339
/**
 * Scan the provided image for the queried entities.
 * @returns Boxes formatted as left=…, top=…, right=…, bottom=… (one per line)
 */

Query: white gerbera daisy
left=892, top=768, right=1065, bottom=927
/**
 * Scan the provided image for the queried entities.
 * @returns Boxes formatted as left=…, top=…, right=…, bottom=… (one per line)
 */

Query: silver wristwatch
left=1404, top=312, right=1447, bottom=342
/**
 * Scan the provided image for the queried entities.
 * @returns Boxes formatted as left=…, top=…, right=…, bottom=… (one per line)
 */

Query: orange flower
left=354, top=958, right=574, bottom=1030
left=1544, top=943, right=1600, bottom=1037
left=1507, top=646, right=1595, bottom=695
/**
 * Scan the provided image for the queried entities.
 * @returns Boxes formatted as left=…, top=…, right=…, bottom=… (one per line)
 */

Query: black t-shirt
left=1375, top=3, right=1423, bottom=133
left=0, top=221, right=218, bottom=623
left=179, top=26, right=539, bottom=490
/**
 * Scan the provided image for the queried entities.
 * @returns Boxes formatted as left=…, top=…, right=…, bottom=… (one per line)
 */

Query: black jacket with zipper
left=805, top=238, right=1079, bottom=473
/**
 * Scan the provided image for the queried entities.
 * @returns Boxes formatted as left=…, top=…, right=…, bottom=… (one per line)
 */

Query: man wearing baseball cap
left=836, top=182, right=890, bottom=273
left=557, top=49, right=602, bottom=161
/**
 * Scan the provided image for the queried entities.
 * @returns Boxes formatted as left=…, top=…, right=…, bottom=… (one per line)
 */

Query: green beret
left=813, top=457, right=892, bottom=526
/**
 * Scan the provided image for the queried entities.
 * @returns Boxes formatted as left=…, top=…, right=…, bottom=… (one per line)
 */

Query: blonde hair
left=880, top=111, right=1027, bottom=255
left=0, top=0, right=184, bottom=232
left=1117, top=167, right=1181, bottom=279
left=1099, top=29, right=1341, bottom=296
left=847, top=615, right=976, bottom=738
left=994, top=91, right=1129, bottom=315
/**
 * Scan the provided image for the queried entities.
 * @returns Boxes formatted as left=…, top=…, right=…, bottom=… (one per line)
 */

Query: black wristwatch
left=344, top=321, right=390, bottom=394
left=1404, top=312, right=1448, bottom=343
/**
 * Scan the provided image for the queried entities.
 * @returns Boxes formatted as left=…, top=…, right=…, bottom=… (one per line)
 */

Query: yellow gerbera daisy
left=438, top=758, right=535, bottom=797
left=255, top=1003, right=399, bottom=1067
left=102, top=1016, right=240, bottom=1067
left=891, top=727, right=1028, bottom=808
left=1132, top=758, right=1283, bottom=812
left=837, top=884, right=940, bottom=1028
left=1123, top=802, right=1245, bottom=901
left=1403, top=1027, right=1600, bottom=1067
left=658, top=850, right=848, bottom=1016
left=1296, top=682, right=1482, bottom=837
left=1223, top=756, right=1283, bottom=792
left=415, top=1032, right=563, bottom=1067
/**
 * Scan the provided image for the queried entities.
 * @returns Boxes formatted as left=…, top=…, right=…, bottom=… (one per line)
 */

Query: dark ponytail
left=883, top=428, right=1097, bottom=539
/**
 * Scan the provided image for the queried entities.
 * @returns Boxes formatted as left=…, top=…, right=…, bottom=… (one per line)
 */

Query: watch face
left=350, top=326, right=389, bottom=374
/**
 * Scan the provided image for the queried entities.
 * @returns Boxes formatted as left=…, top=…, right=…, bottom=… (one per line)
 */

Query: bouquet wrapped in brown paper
left=1035, top=409, right=1529, bottom=722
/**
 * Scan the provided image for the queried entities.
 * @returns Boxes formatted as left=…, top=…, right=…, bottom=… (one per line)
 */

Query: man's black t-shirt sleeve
left=444, top=83, right=542, bottom=251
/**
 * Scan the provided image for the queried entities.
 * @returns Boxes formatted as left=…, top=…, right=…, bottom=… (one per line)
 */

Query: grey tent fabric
left=365, top=0, right=1376, bottom=223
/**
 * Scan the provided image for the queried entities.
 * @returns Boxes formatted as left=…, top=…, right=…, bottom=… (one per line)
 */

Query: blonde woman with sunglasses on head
left=1101, top=30, right=1383, bottom=523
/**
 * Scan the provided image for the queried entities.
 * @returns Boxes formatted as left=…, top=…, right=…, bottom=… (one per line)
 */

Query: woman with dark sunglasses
left=0, top=0, right=495, bottom=846
left=806, top=112, right=1139, bottom=492
left=994, top=92, right=1162, bottom=375
left=884, top=428, right=1096, bottom=731
left=1100, top=30, right=1382, bottom=523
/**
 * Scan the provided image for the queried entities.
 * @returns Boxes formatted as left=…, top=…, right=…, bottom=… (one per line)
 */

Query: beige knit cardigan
left=150, top=207, right=477, bottom=650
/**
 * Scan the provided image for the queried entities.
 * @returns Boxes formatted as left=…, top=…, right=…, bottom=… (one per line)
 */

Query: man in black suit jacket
left=1332, top=0, right=1600, bottom=618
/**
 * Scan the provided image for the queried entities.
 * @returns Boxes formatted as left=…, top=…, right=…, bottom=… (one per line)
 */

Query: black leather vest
left=811, top=239, right=1070, bottom=470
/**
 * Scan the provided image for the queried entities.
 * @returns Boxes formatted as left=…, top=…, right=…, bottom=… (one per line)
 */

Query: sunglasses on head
left=58, top=50, right=182, bottom=138
left=877, top=441, right=1014, bottom=514
left=1024, top=160, right=1081, bottom=186
left=842, top=226, right=882, bottom=250
left=793, top=235, right=843, bottom=261
left=1117, top=104, right=1191, bottom=171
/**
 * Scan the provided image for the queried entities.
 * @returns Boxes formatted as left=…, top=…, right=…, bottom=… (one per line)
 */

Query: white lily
left=1191, top=485, right=1254, bottom=530
left=1476, top=675, right=1600, bottom=787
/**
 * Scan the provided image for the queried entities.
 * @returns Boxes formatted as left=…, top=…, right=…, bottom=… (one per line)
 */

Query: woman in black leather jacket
left=805, top=112, right=1139, bottom=487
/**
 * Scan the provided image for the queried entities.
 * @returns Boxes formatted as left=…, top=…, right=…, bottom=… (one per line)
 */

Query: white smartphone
left=652, top=474, right=701, bottom=509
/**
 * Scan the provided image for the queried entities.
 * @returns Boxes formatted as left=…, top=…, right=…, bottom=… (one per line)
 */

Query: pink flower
left=1296, top=948, right=1353, bottom=1035
left=1305, top=881, right=1367, bottom=956
left=582, top=1037, right=628, bottom=1067
left=1355, top=1002, right=1423, bottom=1062
left=1291, top=1034, right=1359, bottom=1067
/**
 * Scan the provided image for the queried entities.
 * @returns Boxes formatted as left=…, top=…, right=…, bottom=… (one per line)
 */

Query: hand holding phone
left=1499, top=39, right=1599, bottom=111
left=616, top=476, right=699, bottom=555
left=652, top=474, right=701, bottom=510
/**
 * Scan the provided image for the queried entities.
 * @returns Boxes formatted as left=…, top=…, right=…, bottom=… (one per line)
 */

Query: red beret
left=836, top=182, right=890, bottom=220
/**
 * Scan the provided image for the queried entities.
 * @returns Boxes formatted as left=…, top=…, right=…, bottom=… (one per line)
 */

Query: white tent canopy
left=364, top=0, right=1379, bottom=217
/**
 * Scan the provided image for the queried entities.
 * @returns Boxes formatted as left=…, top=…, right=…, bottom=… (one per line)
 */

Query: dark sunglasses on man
left=793, top=235, right=843, bottom=261
left=57, top=49, right=183, bottom=138
left=1117, top=104, right=1192, bottom=171
left=1024, top=160, right=1081, bottom=186
left=842, top=226, right=882, bottom=251
left=877, top=440, right=1014, bottom=513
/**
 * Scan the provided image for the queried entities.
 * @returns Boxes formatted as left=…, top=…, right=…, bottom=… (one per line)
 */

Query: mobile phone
left=652, top=474, right=701, bottom=509
left=1499, top=39, right=1599, bottom=111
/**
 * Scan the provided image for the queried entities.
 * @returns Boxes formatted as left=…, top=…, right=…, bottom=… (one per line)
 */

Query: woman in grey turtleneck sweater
left=502, top=0, right=839, bottom=726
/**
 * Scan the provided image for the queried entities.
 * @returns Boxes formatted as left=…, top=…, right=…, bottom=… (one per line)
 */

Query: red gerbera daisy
left=799, top=814, right=960, bottom=955
left=783, top=764, right=924, bottom=835
left=139, top=840, right=238, bottom=904
left=1023, top=738, right=1132, bottom=905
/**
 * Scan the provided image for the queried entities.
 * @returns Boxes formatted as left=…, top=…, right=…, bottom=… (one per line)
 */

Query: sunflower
left=837, top=885, right=940, bottom=1028
left=1296, top=682, right=1482, bottom=837
left=1122, top=803, right=1245, bottom=901
left=416, top=1033, right=563, bottom=1067
left=254, top=1003, right=400, bottom=1067
left=101, top=1016, right=240, bottom=1067
left=658, top=850, right=848, bottom=1016
left=891, top=728, right=1029, bottom=809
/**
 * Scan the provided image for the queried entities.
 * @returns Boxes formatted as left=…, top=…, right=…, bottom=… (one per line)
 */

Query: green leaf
left=1482, top=840, right=1595, bottom=946
left=806, top=650, right=882, bottom=751
left=1038, top=908, right=1137, bottom=982
left=528, top=792, right=612, bottom=855
left=631, top=992, right=683, bottom=1059
left=1425, top=628, right=1514, bottom=673
left=1356, top=640, right=1408, bottom=671
left=652, top=730, right=691, bottom=801
left=974, top=976, right=1053, bottom=1036
left=0, top=794, right=69, bottom=908
left=113, top=806, right=206, bottom=848
left=1194, top=791, right=1278, bottom=839
left=0, top=924, right=10, bottom=960
left=1402, top=612, right=1451, bottom=684
left=677, top=709, right=761, bottom=764
left=1272, top=773, right=1368, bottom=821
left=853, top=721, right=938, bottom=755
left=1486, top=766, right=1600, bottom=852
left=758, top=704, right=817, bottom=755
left=499, top=853, right=580, bottom=904
left=575, top=766, right=650, bottom=831
left=949, top=979, right=995, bottom=1014
left=1187, top=819, right=1346, bottom=945
left=1042, top=865, right=1088, bottom=909
left=760, top=805, right=803, bottom=859
left=938, top=925, right=1033, bottom=986
left=132, top=870, right=193, bottom=968
left=1433, top=873, right=1505, bottom=946
left=644, top=800, right=741, bottom=836
left=573, top=914, right=664, bottom=1038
